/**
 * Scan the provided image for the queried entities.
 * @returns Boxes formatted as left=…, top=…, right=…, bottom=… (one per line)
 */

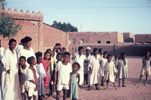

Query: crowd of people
left=0, top=36, right=150, bottom=100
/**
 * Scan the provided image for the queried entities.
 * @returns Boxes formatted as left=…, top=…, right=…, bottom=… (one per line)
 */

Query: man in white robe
left=1, top=39, right=21, bottom=100
left=75, top=46, right=85, bottom=86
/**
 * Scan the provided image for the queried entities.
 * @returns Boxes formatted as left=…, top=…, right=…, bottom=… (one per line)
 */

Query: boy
left=75, top=46, right=85, bottom=87
left=56, top=52, right=72, bottom=100
left=26, top=56, right=39, bottom=100
left=62, top=47, right=66, bottom=55
left=18, top=36, right=36, bottom=67
left=84, top=47, right=91, bottom=85
left=104, top=55, right=117, bottom=89
left=19, top=56, right=28, bottom=100
left=117, top=53, right=128, bottom=87
left=98, top=48, right=103, bottom=59
left=88, top=48, right=100, bottom=90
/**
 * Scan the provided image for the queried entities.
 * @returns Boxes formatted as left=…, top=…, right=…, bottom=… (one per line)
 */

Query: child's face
left=86, top=49, right=91, bottom=54
left=45, top=53, right=50, bottom=60
left=122, top=54, right=126, bottom=59
left=62, top=49, right=66, bottom=53
left=9, top=42, right=16, bottom=50
left=63, top=55, right=70, bottom=63
left=19, top=59, right=26, bottom=66
left=94, top=50, right=98, bottom=55
left=37, top=56, right=42, bottom=63
left=108, top=56, right=112, bottom=62
left=73, top=64, right=79, bottom=72
left=104, top=53, right=108, bottom=58
left=115, top=57, right=118, bottom=61
left=33, top=59, right=37, bottom=65
left=99, top=50, right=103, bottom=54
left=146, top=52, right=150, bottom=57
left=57, top=55, right=62, bottom=61
left=79, top=49, right=84, bottom=54
left=25, top=41, right=31, bottom=48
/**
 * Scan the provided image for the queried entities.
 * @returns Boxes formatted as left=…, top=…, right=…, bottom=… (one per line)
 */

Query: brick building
left=0, top=8, right=69, bottom=52
left=135, top=34, right=151, bottom=44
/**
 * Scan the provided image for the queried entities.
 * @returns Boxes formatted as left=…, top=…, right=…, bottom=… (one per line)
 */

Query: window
left=97, top=41, right=101, bottom=44
left=81, top=39, right=84, bottom=43
left=72, top=39, right=76, bottom=44
left=106, top=41, right=110, bottom=44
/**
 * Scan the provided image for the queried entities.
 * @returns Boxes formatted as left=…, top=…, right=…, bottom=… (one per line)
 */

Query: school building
left=0, top=8, right=69, bottom=52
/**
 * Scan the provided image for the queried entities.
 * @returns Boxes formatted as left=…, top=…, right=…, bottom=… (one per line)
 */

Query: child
left=84, top=47, right=91, bottom=85
left=100, top=51, right=108, bottom=86
left=104, top=55, right=117, bottom=89
left=139, top=51, right=151, bottom=85
left=42, top=52, right=50, bottom=98
left=114, top=55, right=119, bottom=81
left=117, top=53, right=128, bottom=87
left=98, top=48, right=103, bottom=58
left=56, top=52, right=72, bottom=100
left=19, top=56, right=28, bottom=100
left=69, top=62, right=80, bottom=100
left=75, top=46, right=85, bottom=87
left=88, top=48, right=100, bottom=90
left=26, top=56, right=39, bottom=100
left=35, top=52, right=46, bottom=99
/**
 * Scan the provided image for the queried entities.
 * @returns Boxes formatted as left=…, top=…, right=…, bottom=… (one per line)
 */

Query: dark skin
left=24, top=41, right=31, bottom=50
left=56, top=54, right=70, bottom=100
left=79, top=49, right=84, bottom=57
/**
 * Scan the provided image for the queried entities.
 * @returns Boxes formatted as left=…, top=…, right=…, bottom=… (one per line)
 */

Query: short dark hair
left=103, top=51, right=108, bottom=55
left=35, top=52, right=42, bottom=59
left=107, top=54, right=112, bottom=58
left=121, top=52, right=126, bottom=56
left=27, top=56, right=35, bottom=65
left=46, top=49, right=51, bottom=53
left=93, top=48, right=98, bottom=52
left=55, top=43, right=61, bottom=46
left=57, top=53, right=62, bottom=58
left=62, top=47, right=66, bottom=50
left=20, top=38, right=25, bottom=43
left=63, top=52, right=70, bottom=57
left=9, top=38, right=16, bottom=45
left=72, top=62, right=80, bottom=69
left=98, top=48, right=102, bottom=52
left=23, top=36, right=32, bottom=44
left=78, top=46, right=84, bottom=52
left=19, top=56, right=26, bottom=61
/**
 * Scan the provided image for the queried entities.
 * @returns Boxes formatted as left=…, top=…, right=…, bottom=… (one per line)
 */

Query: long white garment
left=104, top=61, right=116, bottom=82
left=75, top=54, right=86, bottom=85
left=89, top=55, right=100, bottom=85
left=100, top=58, right=108, bottom=76
left=18, top=48, right=36, bottom=67
left=36, top=63, right=46, bottom=96
left=84, top=55, right=91, bottom=74
left=1, top=48, right=22, bottom=100
left=15, top=44, right=23, bottom=55
left=0, top=47, right=5, bottom=60
left=117, top=59, right=128, bottom=79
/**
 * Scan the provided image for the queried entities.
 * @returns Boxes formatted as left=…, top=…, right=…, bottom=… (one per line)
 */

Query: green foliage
left=0, top=0, right=6, bottom=9
left=51, top=21, right=78, bottom=32
left=0, top=13, right=21, bottom=38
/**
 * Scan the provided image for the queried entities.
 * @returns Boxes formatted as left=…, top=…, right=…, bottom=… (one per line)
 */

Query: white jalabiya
left=89, top=55, right=100, bottom=86
left=36, top=63, right=46, bottom=96
left=15, top=44, right=23, bottom=55
left=0, top=47, right=5, bottom=60
left=117, top=59, right=128, bottom=79
left=75, top=54, right=86, bottom=85
left=18, top=48, right=36, bottom=67
left=1, top=48, right=21, bottom=100
left=104, top=61, right=116, bottom=82
left=100, top=58, right=108, bottom=76
left=84, top=55, right=91, bottom=74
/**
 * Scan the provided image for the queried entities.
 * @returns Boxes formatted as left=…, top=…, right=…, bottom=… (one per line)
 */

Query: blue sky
left=6, top=0, right=151, bottom=34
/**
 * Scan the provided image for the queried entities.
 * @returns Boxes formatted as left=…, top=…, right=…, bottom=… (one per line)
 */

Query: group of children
left=0, top=37, right=151, bottom=100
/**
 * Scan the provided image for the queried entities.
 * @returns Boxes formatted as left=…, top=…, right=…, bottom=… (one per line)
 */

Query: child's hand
left=6, top=70, right=10, bottom=74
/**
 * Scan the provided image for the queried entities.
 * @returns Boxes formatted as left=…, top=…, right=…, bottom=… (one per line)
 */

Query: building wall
left=135, top=34, right=151, bottom=43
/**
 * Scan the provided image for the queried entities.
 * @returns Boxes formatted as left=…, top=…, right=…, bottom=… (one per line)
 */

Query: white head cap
left=86, top=47, right=91, bottom=50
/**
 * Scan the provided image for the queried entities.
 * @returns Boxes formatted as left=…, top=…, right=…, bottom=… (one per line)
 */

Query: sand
left=48, top=57, right=151, bottom=100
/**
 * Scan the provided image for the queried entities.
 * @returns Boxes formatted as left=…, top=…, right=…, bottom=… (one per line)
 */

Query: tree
left=0, top=0, right=21, bottom=38
left=51, top=21, right=78, bottom=32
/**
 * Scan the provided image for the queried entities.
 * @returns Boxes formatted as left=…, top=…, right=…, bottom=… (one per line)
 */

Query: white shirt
left=55, top=61, right=62, bottom=72
left=0, top=47, right=5, bottom=60
left=57, top=62, right=72, bottom=85
left=75, top=54, right=86, bottom=71
left=15, top=44, right=23, bottom=55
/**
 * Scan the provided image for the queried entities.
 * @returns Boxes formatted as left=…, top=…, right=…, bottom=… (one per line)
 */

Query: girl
left=69, top=62, right=80, bottom=100
left=139, top=51, right=151, bottom=85
left=42, top=52, right=50, bottom=98
left=117, top=53, right=128, bottom=87
left=35, top=52, right=46, bottom=99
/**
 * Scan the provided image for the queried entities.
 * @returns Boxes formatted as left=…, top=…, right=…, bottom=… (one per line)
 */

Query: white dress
left=84, top=55, right=91, bottom=74
left=140, top=58, right=151, bottom=75
left=100, top=58, right=108, bottom=76
left=15, top=44, right=23, bottom=55
left=1, top=48, right=22, bottom=100
left=36, top=63, right=46, bottom=96
left=89, top=55, right=100, bottom=85
left=75, top=54, right=86, bottom=85
left=104, top=61, right=116, bottom=82
left=117, top=59, right=128, bottom=79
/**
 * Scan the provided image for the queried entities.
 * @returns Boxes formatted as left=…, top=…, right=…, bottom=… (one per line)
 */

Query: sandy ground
left=47, top=57, right=151, bottom=100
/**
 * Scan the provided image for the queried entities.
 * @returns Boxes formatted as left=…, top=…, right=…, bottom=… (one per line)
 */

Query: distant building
left=135, top=34, right=151, bottom=44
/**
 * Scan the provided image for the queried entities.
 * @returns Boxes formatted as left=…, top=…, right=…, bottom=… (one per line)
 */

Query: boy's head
left=9, top=38, right=17, bottom=50
left=72, top=62, right=80, bottom=72
left=121, top=52, right=126, bottom=59
left=35, top=52, right=42, bottom=63
left=93, top=48, right=98, bottom=55
left=20, top=38, right=25, bottom=45
left=23, top=36, right=32, bottom=48
left=78, top=46, right=84, bottom=55
left=57, top=53, right=63, bottom=61
left=63, top=52, right=70, bottom=63
left=44, top=52, right=50, bottom=60
left=19, top=56, right=26, bottom=66
left=146, top=51, right=150, bottom=57
left=98, top=48, right=103, bottom=54
left=86, top=47, right=91, bottom=54
left=107, top=54, right=112, bottom=62
left=27, top=56, right=36, bottom=65
left=55, top=43, right=61, bottom=51
left=62, top=47, right=66, bottom=53
left=103, top=51, right=108, bottom=58
left=115, top=55, right=119, bottom=60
